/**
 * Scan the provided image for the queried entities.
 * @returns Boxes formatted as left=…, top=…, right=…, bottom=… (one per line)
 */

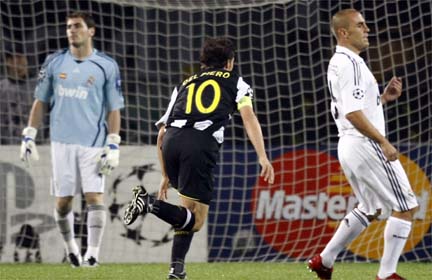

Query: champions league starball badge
left=352, top=88, right=365, bottom=99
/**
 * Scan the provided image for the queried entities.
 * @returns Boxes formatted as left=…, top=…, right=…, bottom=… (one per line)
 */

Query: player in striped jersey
left=20, top=12, right=124, bottom=267
left=308, top=9, right=418, bottom=280
left=123, top=37, right=274, bottom=279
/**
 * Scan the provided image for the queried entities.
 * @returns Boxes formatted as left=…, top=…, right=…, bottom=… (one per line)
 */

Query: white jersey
left=327, top=46, right=385, bottom=137
left=330, top=46, right=418, bottom=214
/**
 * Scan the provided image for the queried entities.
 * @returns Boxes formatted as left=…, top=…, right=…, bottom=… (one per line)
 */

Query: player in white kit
left=308, top=9, right=418, bottom=280
left=20, top=12, right=124, bottom=267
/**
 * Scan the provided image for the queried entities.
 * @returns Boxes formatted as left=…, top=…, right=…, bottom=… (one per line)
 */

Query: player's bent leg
left=123, top=185, right=200, bottom=231
left=123, top=185, right=207, bottom=279
left=180, top=197, right=209, bottom=232
left=308, top=208, right=371, bottom=280
left=123, top=185, right=153, bottom=225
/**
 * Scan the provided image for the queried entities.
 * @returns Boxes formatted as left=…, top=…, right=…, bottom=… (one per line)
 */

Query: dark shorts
left=162, top=127, right=219, bottom=205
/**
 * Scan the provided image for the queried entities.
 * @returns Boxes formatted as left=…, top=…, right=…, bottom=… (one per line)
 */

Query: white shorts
left=338, top=135, right=418, bottom=216
left=50, top=141, right=105, bottom=197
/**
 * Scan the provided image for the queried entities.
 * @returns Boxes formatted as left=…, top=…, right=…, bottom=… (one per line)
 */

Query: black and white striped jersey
left=156, top=67, right=253, bottom=143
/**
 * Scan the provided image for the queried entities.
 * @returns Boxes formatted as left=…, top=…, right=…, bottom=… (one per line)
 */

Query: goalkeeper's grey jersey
left=35, top=49, right=124, bottom=147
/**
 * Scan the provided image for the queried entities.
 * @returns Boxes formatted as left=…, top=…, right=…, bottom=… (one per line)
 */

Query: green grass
left=0, top=262, right=431, bottom=280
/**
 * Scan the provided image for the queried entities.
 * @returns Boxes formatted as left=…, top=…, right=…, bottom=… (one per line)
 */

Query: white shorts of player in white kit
left=338, top=135, right=418, bottom=217
left=50, top=141, right=105, bottom=197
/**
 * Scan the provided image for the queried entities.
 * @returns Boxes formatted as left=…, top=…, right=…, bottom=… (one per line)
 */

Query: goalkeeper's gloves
left=97, top=133, right=121, bottom=176
left=20, top=126, right=39, bottom=167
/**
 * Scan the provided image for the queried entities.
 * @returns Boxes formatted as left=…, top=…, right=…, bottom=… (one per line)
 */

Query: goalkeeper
left=20, top=11, right=124, bottom=267
left=123, top=37, right=274, bottom=279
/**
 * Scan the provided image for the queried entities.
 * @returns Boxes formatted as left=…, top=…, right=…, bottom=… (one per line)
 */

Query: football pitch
left=0, top=262, right=431, bottom=280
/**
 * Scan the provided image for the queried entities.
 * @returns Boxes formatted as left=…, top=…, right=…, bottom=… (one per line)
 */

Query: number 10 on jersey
left=185, top=79, right=221, bottom=114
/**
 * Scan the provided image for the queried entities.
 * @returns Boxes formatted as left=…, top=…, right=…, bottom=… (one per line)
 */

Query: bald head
left=331, top=9, right=360, bottom=39
left=330, top=9, right=370, bottom=54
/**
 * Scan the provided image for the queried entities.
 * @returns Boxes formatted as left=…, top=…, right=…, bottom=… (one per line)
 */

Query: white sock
left=377, top=216, right=412, bottom=279
left=321, top=208, right=370, bottom=268
left=84, top=204, right=106, bottom=260
left=54, top=209, right=79, bottom=255
left=84, top=246, right=100, bottom=261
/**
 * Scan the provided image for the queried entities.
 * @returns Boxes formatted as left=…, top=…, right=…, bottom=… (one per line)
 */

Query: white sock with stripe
left=377, top=216, right=411, bottom=279
left=84, top=204, right=106, bottom=261
left=54, top=209, right=79, bottom=256
left=321, top=208, right=370, bottom=268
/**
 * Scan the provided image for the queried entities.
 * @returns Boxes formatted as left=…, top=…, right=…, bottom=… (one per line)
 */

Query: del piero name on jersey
left=56, top=84, right=89, bottom=99
left=182, top=70, right=231, bottom=86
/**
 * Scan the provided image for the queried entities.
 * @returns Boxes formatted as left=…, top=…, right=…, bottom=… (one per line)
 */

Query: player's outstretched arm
left=20, top=100, right=47, bottom=166
left=239, top=105, right=274, bottom=184
left=98, top=110, right=121, bottom=176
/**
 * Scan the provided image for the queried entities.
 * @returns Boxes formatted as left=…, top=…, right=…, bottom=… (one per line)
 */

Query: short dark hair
left=200, top=37, right=235, bottom=68
left=66, top=11, right=96, bottom=29
left=331, top=8, right=359, bottom=39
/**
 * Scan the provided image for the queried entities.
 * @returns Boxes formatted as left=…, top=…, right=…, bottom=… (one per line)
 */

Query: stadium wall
left=0, top=145, right=430, bottom=263
left=0, top=145, right=207, bottom=263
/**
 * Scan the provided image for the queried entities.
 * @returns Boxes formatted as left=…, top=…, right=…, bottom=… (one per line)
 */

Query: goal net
left=0, top=0, right=430, bottom=264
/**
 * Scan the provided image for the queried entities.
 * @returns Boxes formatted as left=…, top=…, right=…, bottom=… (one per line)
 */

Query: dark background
left=1, top=0, right=431, bottom=263
left=1, top=0, right=431, bottom=146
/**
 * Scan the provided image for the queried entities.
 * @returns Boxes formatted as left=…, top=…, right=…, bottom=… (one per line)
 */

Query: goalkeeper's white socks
left=54, top=209, right=79, bottom=256
left=377, top=216, right=412, bottom=279
left=320, top=208, right=370, bottom=268
left=84, top=204, right=106, bottom=261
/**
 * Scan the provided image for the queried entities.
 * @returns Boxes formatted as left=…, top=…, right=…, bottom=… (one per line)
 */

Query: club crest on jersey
left=86, top=75, right=96, bottom=87
left=38, top=68, right=46, bottom=82
left=352, top=88, right=365, bottom=99
left=59, top=73, right=67, bottom=79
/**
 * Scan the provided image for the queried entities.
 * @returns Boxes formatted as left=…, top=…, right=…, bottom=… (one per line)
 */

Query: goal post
left=0, top=0, right=430, bottom=263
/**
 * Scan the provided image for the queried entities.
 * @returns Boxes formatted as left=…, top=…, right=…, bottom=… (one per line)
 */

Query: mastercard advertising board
left=208, top=145, right=431, bottom=261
